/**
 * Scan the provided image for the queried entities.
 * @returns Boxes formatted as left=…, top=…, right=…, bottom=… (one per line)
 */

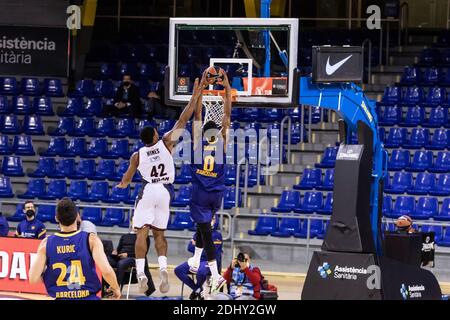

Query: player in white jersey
left=117, top=74, right=207, bottom=294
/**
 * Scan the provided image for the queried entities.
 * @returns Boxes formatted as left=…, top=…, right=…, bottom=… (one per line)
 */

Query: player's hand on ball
left=217, top=68, right=230, bottom=89
left=117, top=181, right=128, bottom=189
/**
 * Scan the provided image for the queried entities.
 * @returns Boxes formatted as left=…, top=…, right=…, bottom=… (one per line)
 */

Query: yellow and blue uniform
left=190, top=139, right=225, bottom=223
left=43, top=230, right=101, bottom=300
left=16, top=218, right=46, bottom=239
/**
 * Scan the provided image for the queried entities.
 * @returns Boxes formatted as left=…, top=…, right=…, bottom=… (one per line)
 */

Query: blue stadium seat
left=380, top=86, right=402, bottom=105
left=379, top=106, right=402, bottom=126
left=422, top=67, right=441, bottom=85
left=63, top=138, right=86, bottom=157
left=79, top=181, right=109, bottom=202
left=2, top=156, right=24, bottom=176
left=21, top=78, right=41, bottom=96
left=1, top=115, right=21, bottom=134
left=129, top=140, right=144, bottom=155
left=0, top=96, right=10, bottom=114
left=134, top=119, right=156, bottom=138
left=72, top=117, right=95, bottom=137
left=420, top=48, right=440, bottom=66
left=37, top=204, right=56, bottom=223
left=17, top=178, right=46, bottom=199
left=83, top=98, right=103, bottom=117
left=316, top=169, right=334, bottom=191
left=0, top=77, right=18, bottom=95
left=171, top=185, right=192, bottom=207
left=293, top=219, right=322, bottom=239
left=248, top=214, right=278, bottom=236
left=119, top=63, right=138, bottom=78
left=111, top=160, right=129, bottom=181
left=402, top=86, right=424, bottom=106
left=12, top=135, right=35, bottom=155
left=384, top=172, right=413, bottom=194
left=423, top=107, right=448, bottom=128
left=81, top=207, right=103, bottom=225
left=70, top=79, right=94, bottom=97
left=0, top=176, right=14, bottom=198
left=223, top=187, right=242, bottom=209
left=0, top=135, right=11, bottom=155
left=400, top=67, right=421, bottom=85
left=138, top=63, right=156, bottom=80
left=49, top=158, right=76, bottom=179
left=315, top=147, right=338, bottom=168
left=242, top=165, right=265, bottom=187
left=104, top=139, right=129, bottom=159
left=7, top=204, right=25, bottom=221
left=124, top=183, right=142, bottom=205
left=40, top=137, right=66, bottom=156
left=12, top=96, right=33, bottom=114
left=241, top=108, right=259, bottom=122
left=92, top=159, right=116, bottom=180
left=404, top=128, right=429, bottom=149
left=93, top=118, right=115, bottom=137
left=72, top=159, right=96, bottom=179
left=83, top=138, right=108, bottom=158
left=272, top=190, right=301, bottom=213
left=427, top=128, right=448, bottom=150
left=317, top=193, right=333, bottom=214
left=49, top=117, right=75, bottom=136
left=391, top=196, right=415, bottom=219
left=434, top=198, right=450, bottom=221
left=93, top=80, right=114, bottom=98
left=67, top=180, right=89, bottom=200
left=44, top=79, right=64, bottom=97
left=157, top=120, right=175, bottom=136
left=294, top=168, right=322, bottom=190
left=167, top=212, right=194, bottom=230
left=382, top=195, right=393, bottom=217
left=224, top=165, right=237, bottom=186
left=39, top=179, right=67, bottom=200
left=111, top=118, right=136, bottom=138
left=294, top=191, right=323, bottom=214
left=388, top=149, right=410, bottom=171
left=408, top=172, right=436, bottom=195
left=34, top=97, right=54, bottom=116
left=60, top=97, right=83, bottom=117
left=271, top=216, right=301, bottom=237
left=29, top=158, right=56, bottom=177
left=24, top=115, right=44, bottom=135
left=426, top=87, right=447, bottom=107
left=429, top=151, right=450, bottom=173
left=407, top=150, right=433, bottom=172
left=422, top=226, right=445, bottom=245
left=430, top=173, right=450, bottom=196
left=103, top=184, right=130, bottom=203
left=412, top=197, right=438, bottom=220
left=174, top=164, right=192, bottom=184
left=399, top=106, right=424, bottom=127
left=100, top=63, right=117, bottom=80
left=99, top=208, right=125, bottom=226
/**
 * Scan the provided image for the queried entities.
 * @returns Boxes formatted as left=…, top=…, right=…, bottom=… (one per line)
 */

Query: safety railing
left=236, top=157, right=249, bottom=208
left=362, top=38, right=373, bottom=84
left=257, top=135, right=268, bottom=188
left=400, top=2, right=409, bottom=45
left=280, top=115, right=291, bottom=164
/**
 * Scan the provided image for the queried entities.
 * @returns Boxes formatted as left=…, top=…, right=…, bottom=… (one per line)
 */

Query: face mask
left=26, top=209, right=35, bottom=218
left=123, top=81, right=131, bottom=87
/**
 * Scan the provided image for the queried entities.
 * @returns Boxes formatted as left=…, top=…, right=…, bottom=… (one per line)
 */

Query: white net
left=202, top=94, right=225, bottom=127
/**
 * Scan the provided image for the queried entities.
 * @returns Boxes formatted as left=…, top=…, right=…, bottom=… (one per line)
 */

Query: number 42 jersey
left=137, top=140, right=175, bottom=184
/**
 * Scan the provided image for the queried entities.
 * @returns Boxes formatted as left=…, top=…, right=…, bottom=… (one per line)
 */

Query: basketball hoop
left=201, top=89, right=237, bottom=127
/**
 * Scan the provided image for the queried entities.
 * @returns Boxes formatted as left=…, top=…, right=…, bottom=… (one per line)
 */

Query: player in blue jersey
left=188, top=68, right=232, bottom=293
left=29, top=198, right=121, bottom=300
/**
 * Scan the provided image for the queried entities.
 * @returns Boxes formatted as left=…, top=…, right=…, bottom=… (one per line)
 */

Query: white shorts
left=132, top=183, right=173, bottom=230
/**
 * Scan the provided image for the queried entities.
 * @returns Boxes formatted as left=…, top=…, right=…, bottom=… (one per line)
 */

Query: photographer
left=15, top=201, right=46, bottom=239
left=211, top=252, right=262, bottom=300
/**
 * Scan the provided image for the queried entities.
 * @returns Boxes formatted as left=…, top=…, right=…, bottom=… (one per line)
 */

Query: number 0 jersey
left=191, top=139, right=225, bottom=192
left=43, top=230, right=101, bottom=300
left=137, top=140, right=175, bottom=184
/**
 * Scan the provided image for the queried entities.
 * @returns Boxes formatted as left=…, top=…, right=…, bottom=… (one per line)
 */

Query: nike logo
left=325, top=55, right=353, bottom=75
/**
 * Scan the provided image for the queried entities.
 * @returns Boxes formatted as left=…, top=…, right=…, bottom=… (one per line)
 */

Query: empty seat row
left=379, top=86, right=449, bottom=106
left=383, top=195, right=450, bottom=221
left=0, top=115, right=45, bottom=135
left=0, top=96, right=54, bottom=115
left=384, top=127, right=450, bottom=149
left=388, top=149, right=450, bottom=171
left=0, top=77, right=64, bottom=96
left=379, top=105, right=450, bottom=127
left=0, top=135, right=35, bottom=155
left=170, top=185, right=242, bottom=209
left=399, top=66, right=450, bottom=85
left=384, top=172, right=450, bottom=196
left=271, top=191, right=333, bottom=215
left=50, top=117, right=155, bottom=138
left=315, top=147, right=338, bottom=168
left=381, top=221, right=450, bottom=246
left=69, top=79, right=161, bottom=99
left=248, top=214, right=328, bottom=239
left=293, top=168, right=334, bottom=191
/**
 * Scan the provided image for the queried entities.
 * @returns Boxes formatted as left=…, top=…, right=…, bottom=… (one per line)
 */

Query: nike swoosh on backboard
left=325, top=55, right=353, bottom=75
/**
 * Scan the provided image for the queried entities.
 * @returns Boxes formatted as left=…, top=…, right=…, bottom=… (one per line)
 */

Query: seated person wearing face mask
left=15, top=201, right=47, bottom=239
left=395, top=215, right=416, bottom=234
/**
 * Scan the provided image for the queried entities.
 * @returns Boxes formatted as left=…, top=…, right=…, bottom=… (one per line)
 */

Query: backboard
left=165, top=18, right=299, bottom=107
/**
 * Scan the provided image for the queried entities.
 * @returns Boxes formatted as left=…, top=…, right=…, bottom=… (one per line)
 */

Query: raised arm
left=163, top=74, right=207, bottom=151
left=117, top=152, right=138, bottom=189
left=193, top=82, right=204, bottom=151
left=29, top=238, right=47, bottom=285
left=218, top=70, right=232, bottom=149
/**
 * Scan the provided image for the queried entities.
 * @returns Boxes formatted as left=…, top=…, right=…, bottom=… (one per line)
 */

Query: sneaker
left=189, top=291, right=199, bottom=300
left=187, top=257, right=199, bottom=274
left=199, top=289, right=205, bottom=300
left=137, top=273, right=148, bottom=293
left=159, top=269, right=170, bottom=294
left=210, top=276, right=226, bottom=293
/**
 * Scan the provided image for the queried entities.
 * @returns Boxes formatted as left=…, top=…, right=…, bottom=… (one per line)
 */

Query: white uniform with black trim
left=132, top=140, right=175, bottom=230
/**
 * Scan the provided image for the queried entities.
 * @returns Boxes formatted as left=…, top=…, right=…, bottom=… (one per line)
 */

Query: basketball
left=206, top=66, right=224, bottom=85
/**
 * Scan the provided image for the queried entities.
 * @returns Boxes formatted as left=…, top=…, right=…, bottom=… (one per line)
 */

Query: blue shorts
left=190, top=184, right=224, bottom=224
